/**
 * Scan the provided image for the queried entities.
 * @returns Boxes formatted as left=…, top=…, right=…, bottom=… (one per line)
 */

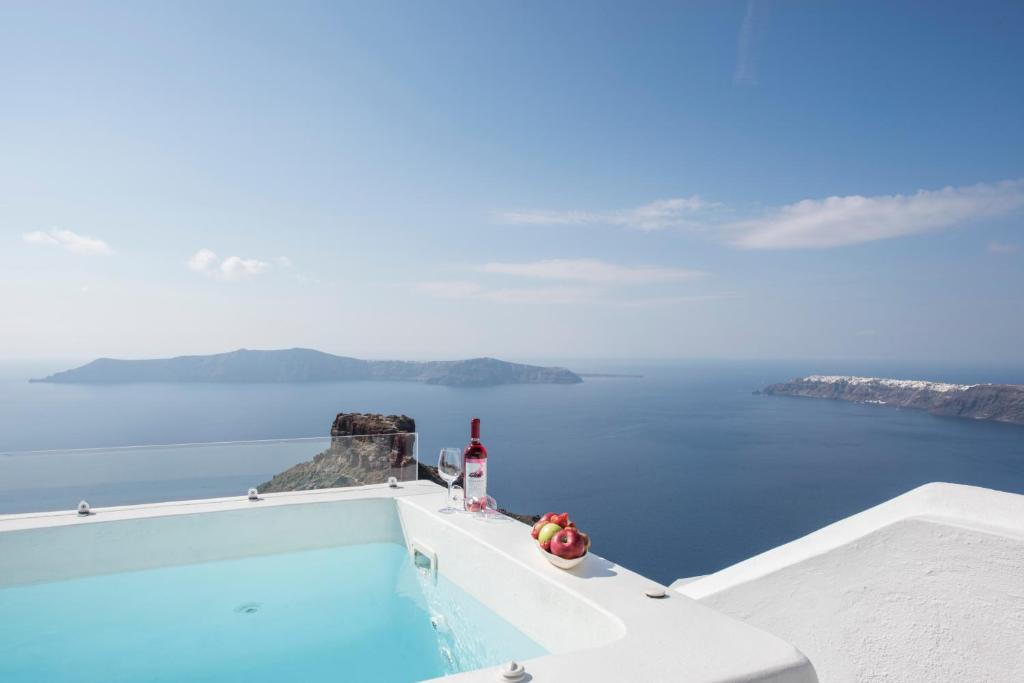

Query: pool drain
left=234, top=602, right=262, bottom=615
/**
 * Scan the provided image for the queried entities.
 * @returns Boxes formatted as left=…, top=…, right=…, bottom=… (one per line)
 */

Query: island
left=30, top=348, right=583, bottom=387
left=760, top=375, right=1024, bottom=426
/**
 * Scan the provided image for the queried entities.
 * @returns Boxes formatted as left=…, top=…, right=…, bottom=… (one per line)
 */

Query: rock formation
left=259, top=413, right=417, bottom=492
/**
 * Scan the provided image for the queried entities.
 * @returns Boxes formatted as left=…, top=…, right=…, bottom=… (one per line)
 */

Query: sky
left=1, top=1, right=1023, bottom=363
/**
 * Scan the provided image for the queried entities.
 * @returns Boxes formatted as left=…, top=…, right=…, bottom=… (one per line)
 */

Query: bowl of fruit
left=531, top=512, right=590, bottom=569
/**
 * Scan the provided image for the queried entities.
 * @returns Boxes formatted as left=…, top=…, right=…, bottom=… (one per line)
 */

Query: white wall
left=0, top=498, right=403, bottom=586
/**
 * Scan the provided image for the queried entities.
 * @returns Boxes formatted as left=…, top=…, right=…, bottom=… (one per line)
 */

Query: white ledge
left=677, top=483, right=1024, bottom=682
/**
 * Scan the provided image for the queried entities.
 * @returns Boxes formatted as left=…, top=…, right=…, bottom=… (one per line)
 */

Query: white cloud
left=622, top=198, right=713, bottom=231
left=416, top=281, right=598, bottom=305
left=22, top=231, right=59, bottom=247
left=416, top=281, right=484, bottom=298
left=484, top=286, right=594, bottom=304
left=618, top=292, right=742, bottom=308
left=477, top=258, right=703, bottom=284
left=728, top=179, right=1024, bottom=249
left=734, top=0, right=758, bottom=85
left=416, top=281, right=733, bottom=307
left=274, top=256, right=293, bottom=268
left=219, top=256, right=269, bottom=280
left=497, top=196, right=714, bottom=231
left=498, top=209, right=592, bottom=227
left=497, top=178, right=1024, bottom=250
left=988, top=241, right=1019, bottom=254
left=186, top=249, right=273, bottom=281
left=22, top=229, right=112, bottom=254
left=418, top=258, right=708, bottom=305
left=187, top=248, right=219, bottom=272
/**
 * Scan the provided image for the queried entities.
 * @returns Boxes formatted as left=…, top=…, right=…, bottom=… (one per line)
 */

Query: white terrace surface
left=676, top=483, right=1024, bottom=683
left=0, top=481, right=815, bottom=683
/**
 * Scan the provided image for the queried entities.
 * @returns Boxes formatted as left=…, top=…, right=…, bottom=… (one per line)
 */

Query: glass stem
left=447, top=480, right=453, bottom=507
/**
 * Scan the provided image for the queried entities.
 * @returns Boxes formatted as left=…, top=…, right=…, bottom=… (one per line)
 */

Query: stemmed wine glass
left=437, top=447, right=464, bottom=513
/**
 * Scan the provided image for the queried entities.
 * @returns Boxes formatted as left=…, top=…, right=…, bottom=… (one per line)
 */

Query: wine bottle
left=463, top=417, right=488, bottom=510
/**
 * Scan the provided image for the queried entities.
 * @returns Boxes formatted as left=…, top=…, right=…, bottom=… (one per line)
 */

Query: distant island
left=760, top=375, right=1024, bottom=426
left=31, top=348, right=583, bottom=387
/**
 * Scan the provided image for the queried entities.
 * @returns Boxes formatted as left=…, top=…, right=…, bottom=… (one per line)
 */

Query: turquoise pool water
left=0, top=542, right=546, bottom=682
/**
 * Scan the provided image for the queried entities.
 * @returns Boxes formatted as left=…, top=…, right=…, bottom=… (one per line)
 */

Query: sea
left=2, top=358, right=1023, bottom=585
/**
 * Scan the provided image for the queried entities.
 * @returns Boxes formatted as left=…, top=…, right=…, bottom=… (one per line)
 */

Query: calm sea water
left=2, top=359, right=1023, bottom=584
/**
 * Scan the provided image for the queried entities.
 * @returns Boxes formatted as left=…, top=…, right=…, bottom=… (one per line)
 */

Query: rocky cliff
left=259, top=413, right=418, bottom=491
left=761, top=375, right=1024, bottom=426
left=32, top=348, right=583, bottom=387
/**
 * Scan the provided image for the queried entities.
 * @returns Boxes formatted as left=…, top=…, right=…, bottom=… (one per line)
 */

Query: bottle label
left=464, top=456, right=487, bottom=504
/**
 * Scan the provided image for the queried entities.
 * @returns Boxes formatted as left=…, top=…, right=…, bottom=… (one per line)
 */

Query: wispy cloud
left=497, top=179, right=1024, bottom=251
left=734, top=0, right=758, bottom=85
left=416, top=281, right=734, bottom=307
left=477, top=258, right=703, bottom=284
left=418, top=258, right=709, bottom=306
left=727, top=179, right=1024, bottom=249
left=22, top=229, right=112, bottom=255
left=416, top=281, right=485, bottom=299
left=186, top=248, right=219, bottom=272
left=416, top=281, right=593, bottom=305
left=988, top=241, right=1019, bottom=254
left=497, top=197, right=714, bottom=231
left=186, top=249, right=273, bottom=281
left=618, top=292, right=742, bottom=308
left=220, top=256, right=270, bottom=280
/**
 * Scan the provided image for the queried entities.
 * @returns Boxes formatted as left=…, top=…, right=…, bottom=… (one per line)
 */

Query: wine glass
left=437, top=448, right=463, bottom=513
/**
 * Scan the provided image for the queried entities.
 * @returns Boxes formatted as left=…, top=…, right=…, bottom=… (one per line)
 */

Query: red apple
left=552, top=512, right=573, bottom=528
left=539, top=512, right=558, bottom=523
left=550, top=527, right=587, bottom=559
left=578, top=531, right=591, bottom=551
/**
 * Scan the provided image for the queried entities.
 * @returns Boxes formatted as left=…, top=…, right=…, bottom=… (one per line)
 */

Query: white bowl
left=536, top=542, right=588, bottom=569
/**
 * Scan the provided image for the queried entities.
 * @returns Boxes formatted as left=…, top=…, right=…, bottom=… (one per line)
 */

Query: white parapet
left=675, top=482, right=1024, bottom=683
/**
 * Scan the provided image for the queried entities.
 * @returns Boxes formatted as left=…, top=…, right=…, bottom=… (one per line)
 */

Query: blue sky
left=2, top=1, right=1022, bottom=362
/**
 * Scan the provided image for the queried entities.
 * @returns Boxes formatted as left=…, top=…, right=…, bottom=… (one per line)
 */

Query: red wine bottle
left=463, top=418, right=488, bottom=509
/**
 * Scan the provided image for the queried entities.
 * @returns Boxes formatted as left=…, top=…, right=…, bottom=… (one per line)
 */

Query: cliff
left=260, top=413, right=418, bottom=491
left=31, top=348, right=583, bottom=387
left=761, top=375, right=1024, bottom=426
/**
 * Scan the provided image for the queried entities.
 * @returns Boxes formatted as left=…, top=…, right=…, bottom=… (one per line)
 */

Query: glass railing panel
left=0, top=433, right=418, bottom=515
left=259, top=432, right=419, bottom=492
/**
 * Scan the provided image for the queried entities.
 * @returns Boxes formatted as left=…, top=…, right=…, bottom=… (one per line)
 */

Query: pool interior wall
left=0, top=542, right=546, bottom=682
left=0, top=497, right=551, bottom=682
left=0, top=498, right=404, bottom=586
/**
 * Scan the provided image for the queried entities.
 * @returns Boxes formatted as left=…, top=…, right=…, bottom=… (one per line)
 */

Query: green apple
left=537, top=522, right=562, bottom=550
